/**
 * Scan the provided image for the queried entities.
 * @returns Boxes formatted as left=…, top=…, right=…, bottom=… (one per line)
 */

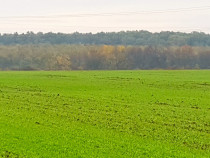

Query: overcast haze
left=1, top=0, right=210, bottom=33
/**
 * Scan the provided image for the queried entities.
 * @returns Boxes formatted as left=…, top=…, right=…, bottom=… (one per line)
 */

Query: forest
left=1, top=31, right=210, bottom=46
left=0, top=45, right=209, bottom=70
left=0, top=31, right=210, bottom=70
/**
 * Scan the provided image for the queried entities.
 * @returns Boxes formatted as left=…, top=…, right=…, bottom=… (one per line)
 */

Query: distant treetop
left=0, top=30, right=210, bottom=46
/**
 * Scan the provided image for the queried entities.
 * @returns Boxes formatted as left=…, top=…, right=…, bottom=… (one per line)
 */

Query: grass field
left=0, top=70, right=210, bottom=157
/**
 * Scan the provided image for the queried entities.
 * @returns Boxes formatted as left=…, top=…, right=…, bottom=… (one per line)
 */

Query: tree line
left=1, top=31, right=210, bottom=46
left=0, top=45, right=209, bottom=70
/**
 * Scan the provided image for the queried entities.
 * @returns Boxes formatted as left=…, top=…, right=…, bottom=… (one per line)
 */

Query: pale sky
left=1, top=0, right=210, bottom=33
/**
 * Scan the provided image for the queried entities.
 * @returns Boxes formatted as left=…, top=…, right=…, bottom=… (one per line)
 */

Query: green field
left=0, top=70, right=210, bottom=157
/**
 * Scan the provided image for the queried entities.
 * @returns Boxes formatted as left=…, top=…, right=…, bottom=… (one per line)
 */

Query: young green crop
left=0, top=70, right=210, bottom=157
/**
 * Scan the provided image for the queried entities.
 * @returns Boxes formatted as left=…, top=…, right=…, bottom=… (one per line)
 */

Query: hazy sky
left=1, top=0, right=210, bottom=33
